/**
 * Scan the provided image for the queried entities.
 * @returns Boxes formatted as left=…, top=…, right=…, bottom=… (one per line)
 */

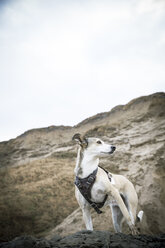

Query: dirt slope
left=0, top=92, right=164, bottom=241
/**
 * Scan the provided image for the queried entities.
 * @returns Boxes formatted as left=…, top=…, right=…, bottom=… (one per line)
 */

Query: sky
left=0, top=0, right=165, bottom=142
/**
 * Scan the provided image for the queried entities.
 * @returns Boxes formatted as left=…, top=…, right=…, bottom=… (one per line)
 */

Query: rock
left=0, top=236, right=36, bottom=248
left=0, top=232, right=165, bottom=248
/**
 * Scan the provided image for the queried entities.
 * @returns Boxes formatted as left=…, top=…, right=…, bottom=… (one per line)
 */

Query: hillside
left=0, top=92, right=165, bottom=241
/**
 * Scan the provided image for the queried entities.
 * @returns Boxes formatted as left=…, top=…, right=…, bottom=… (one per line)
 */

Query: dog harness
left=74, top=166, right=112, bottom=214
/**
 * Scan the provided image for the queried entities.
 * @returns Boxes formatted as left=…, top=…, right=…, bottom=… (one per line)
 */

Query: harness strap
left=98, top=165, right=112, bottom=182
left=75, top=166, right=111, bottom=214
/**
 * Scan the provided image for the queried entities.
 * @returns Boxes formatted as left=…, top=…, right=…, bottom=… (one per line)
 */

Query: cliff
left=0, top=92, right=164, bottom=242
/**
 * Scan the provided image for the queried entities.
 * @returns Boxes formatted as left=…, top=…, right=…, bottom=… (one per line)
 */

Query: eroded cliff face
left=0, top=92, right=164, bottom=241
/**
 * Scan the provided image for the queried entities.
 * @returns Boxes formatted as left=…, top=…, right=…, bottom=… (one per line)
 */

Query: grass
left=0, top=155, right=78, bottom=241
left=50, top=151, right=77, bottom=159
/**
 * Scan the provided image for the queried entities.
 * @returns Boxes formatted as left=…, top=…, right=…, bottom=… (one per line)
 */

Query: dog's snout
left=111, top=146, right=116, bottom=151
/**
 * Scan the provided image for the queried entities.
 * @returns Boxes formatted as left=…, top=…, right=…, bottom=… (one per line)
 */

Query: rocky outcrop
left=1, top=231, right=165, bottom=248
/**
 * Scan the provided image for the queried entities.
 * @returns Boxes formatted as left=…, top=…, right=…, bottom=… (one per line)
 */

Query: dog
left=72, top=133, right=143, bottom=234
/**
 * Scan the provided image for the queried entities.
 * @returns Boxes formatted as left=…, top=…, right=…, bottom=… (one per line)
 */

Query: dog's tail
left=136, top=210, right=144, bottom=222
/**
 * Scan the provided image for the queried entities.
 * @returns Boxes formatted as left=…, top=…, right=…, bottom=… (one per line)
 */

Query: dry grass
left=0, top=154, right=78, bottom=241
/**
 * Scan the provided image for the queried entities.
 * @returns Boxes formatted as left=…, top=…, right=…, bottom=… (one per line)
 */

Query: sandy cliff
left=0, top=92, right=164, bottom=241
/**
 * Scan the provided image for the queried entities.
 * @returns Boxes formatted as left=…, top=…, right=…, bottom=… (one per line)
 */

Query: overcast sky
left=0, top=0, right=165, bottom=141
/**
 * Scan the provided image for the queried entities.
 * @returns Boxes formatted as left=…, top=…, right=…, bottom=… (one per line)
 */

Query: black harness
left=74, top=166, right=112, bottom=214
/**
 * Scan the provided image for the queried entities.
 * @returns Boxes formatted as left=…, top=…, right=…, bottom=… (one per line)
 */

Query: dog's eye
left=97, top=140, right=102, bottom=144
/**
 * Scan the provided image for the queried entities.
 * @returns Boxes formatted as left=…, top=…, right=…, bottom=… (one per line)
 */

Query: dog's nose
left=111, top=146, right=116, bottom=151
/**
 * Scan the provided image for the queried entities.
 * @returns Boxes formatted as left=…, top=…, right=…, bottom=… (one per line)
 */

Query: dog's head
left=72, top=133, right=116, bottom=158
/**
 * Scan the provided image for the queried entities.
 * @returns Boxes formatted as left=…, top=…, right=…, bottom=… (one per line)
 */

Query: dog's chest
left=90, top=181, right=107, bottom=203
left=90, top=177, right=117, bottom=205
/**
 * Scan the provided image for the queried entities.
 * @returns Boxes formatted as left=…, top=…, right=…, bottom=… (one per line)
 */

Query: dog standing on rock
left=72, top=133, right=143, bottom=234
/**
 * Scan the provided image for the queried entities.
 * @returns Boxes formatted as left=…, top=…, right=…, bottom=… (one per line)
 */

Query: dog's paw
left=130, top=225, right=139, bottom=235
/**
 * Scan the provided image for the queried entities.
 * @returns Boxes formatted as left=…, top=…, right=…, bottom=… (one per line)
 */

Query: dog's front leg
left=107, top=187, right=138, bottom=234
left=75, top=188, right=93, bottom=230
left=82, top=204, right=93, bottom=231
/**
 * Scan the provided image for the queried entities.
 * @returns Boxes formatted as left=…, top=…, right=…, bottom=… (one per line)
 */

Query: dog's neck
left=74, top=147, right=99, bottom=178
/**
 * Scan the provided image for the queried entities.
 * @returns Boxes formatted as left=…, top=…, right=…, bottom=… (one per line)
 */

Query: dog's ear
left=72, top=133, right=88, bottom=148
left=72, top=133, right=82, bottom=143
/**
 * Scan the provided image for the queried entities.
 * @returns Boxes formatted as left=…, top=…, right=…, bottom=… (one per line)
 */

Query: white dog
left=72, top=133, right=143, bottom=234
